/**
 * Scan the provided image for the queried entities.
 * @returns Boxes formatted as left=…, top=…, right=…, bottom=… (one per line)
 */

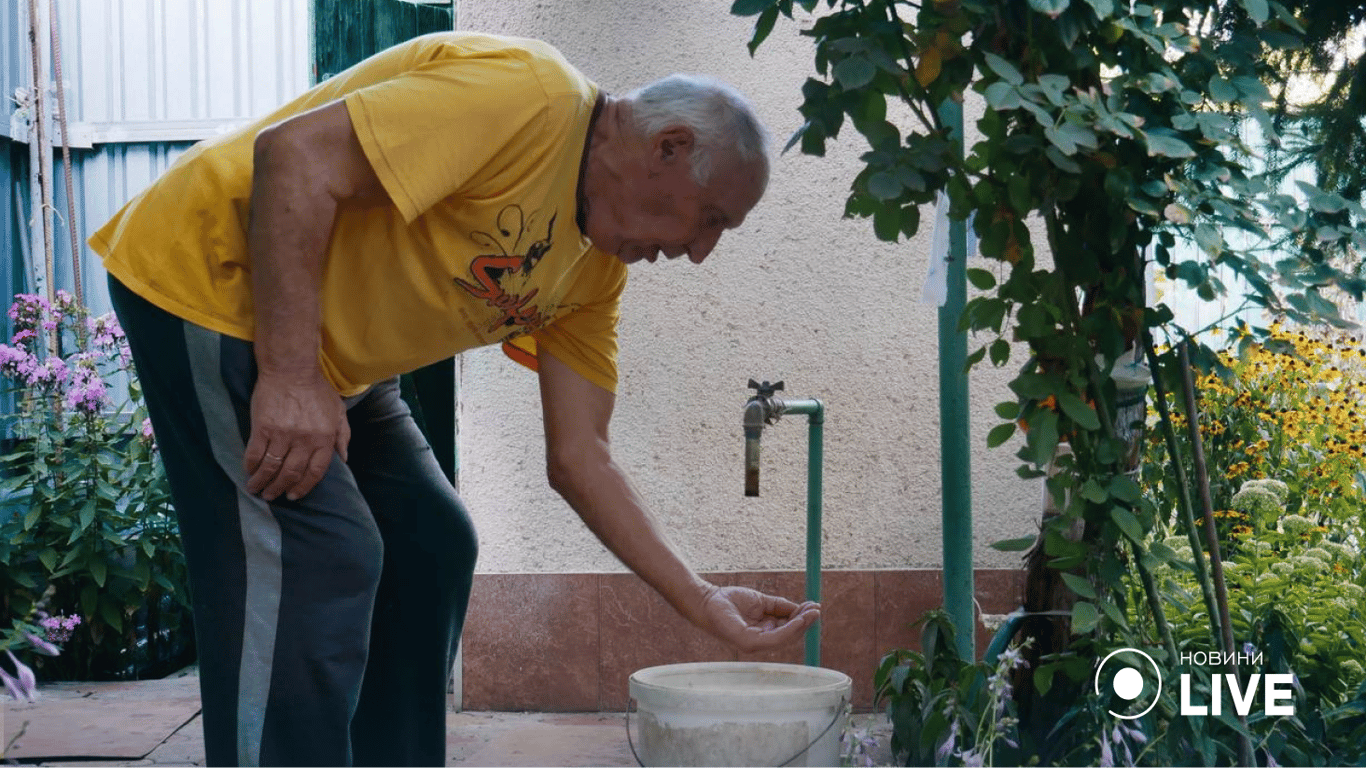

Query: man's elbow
left=545, top=443, right=606, bottom=500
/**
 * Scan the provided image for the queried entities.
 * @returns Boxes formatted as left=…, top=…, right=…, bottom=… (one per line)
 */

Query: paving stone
left=142, top=714, right=205, bottom=766
left=2, top=678, right=200, bottom=761
left=448, top=715, right=635, bottom=767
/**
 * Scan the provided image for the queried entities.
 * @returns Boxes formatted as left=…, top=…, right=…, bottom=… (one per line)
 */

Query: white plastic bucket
left=628, top=662, right=852, bottom=767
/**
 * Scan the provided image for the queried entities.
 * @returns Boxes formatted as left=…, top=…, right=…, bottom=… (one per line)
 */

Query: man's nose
left=687, top=231, right=722, bottom=264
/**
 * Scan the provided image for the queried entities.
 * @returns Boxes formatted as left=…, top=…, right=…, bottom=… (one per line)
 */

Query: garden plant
left=0, top=291, right=191, bottom=681
left=734, top=0, right=1366, bottom=764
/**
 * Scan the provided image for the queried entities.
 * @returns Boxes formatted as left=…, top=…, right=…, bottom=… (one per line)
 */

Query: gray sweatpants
left=109, top=275, right=478, bottom=767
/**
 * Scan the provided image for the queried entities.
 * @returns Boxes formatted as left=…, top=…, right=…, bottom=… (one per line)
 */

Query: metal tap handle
left=747, top=379, right=785, bottom=398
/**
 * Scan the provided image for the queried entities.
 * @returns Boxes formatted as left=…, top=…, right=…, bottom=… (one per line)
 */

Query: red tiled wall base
left=461, top=569, right=1025, bottom=711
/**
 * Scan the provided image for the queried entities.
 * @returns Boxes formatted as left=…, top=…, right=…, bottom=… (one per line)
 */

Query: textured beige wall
left=454, top=0, right=1040, bottom=574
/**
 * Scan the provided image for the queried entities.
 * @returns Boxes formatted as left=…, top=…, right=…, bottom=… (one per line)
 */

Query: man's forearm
left=248, top=127, right=336, bottom=377
left=549, top=447, right=715, bottom=629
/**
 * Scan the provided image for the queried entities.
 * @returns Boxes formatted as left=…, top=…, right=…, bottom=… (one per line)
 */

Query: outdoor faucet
left=743, top=379, right=785, bottom=496
left=739, top=378, right=826, bottom=666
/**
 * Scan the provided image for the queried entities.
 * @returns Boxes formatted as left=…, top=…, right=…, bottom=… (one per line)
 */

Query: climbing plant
left=736, top=0, right=1366, bottom=764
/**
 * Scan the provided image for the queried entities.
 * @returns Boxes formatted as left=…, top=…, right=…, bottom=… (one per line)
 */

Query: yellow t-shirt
left=90, top=32, right=627, bottom=396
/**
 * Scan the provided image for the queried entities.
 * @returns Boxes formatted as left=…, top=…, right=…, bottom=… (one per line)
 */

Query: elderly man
left=90, top=31, right=817, bottom=767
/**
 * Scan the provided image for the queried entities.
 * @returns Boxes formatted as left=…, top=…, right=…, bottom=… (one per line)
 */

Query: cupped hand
left=701, top=585, right=821, bottom=653
left=243, top=371, right=349, bottom=501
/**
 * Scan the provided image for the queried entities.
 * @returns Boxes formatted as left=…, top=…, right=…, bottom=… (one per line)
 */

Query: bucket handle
left=625, top=696, right=849, bottom=768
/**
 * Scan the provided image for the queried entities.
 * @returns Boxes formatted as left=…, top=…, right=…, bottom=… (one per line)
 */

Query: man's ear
left=652, top=126, right=694, bottom=167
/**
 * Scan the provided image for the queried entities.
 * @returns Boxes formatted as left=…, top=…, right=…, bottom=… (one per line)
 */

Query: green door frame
left=311, top=0, right=458, bottom=484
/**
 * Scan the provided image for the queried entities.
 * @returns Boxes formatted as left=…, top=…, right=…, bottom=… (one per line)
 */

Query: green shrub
left=0, top=292, right=191, bottom=681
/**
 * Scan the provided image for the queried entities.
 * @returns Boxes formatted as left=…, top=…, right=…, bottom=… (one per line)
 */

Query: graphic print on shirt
left=454, top=205, right=555, bottom=334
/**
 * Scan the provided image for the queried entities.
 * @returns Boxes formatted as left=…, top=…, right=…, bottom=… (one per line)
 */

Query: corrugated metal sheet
left=3, top=0, right=311, bottom=309
left=1, top=3, right=25, bottom=135
left=66, top=0, right=310, bottom=125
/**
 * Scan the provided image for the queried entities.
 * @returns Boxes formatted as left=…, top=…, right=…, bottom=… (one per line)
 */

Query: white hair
left=625, top=74, right=770, bottom=189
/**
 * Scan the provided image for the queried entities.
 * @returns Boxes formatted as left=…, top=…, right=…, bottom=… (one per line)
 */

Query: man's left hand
left=700, top=586, right=820, bottom=652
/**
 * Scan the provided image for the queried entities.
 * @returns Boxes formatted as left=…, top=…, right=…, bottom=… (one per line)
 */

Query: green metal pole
left=781, top=399, right=825, bottom=666
left=936, top=99, right=975, bottom=659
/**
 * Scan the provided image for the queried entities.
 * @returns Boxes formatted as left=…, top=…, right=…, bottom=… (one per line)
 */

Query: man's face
left=588, top=128, right=765, bottom=266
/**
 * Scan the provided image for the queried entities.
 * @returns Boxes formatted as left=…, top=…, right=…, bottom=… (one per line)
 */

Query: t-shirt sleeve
left=502, top=259, right=627, bottom=393
left=344, top=56, right=549, bottom=223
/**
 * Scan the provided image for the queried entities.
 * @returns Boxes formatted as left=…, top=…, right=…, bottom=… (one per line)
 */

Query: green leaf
left=1072, top=601, right=1100, bottom=634
left=91, top=558, right=108, bottom=587
left=1099, top=598, right=1129, bottom=629
left=99, top=598, right=122, bottom=632
left=1045, top=146, right=1081, bottom=173
left=1081, top=0, right=1114, bottom=18
left=1240, top=0, right=1269, bottom=23
left=1111, top=507, right=1145, bottom=541
left=1194, top=223, right=1224, bottom=256
left=989, top=339, right=1011, bottom=367
left=985, top=82, right=1022, bottom=111
left=1045, top=124, right=1078, bottom=155
left=987, top=421, right=1017, bottom=448
left=1057, top=391, right=1100, bottom=430
left=1209, top=76, right=1237, bottom=103
left=1061, top=572, right=1097, bottom=599
left=39, top=547, right=58, bottom=572
left=79, top=497, right=97, bottom=532
left=1031, top=411, right=1060, bottom=466
left=59, top=546, right=82, bottom=569
left=1109, top=475, right=1143, bottom=503
left=1080, top=479, right=1108, bottom=503
left=990, top=535, right=1037, bottom=552
left=867, top=171, right=902, bottom=201
left=833, top=56, right=876, bottom=90
left=873, top=204, right=901, bottom=242
left=1036, top=661, right=1058, bottom=695
left=747, top=6, right=779, bottom=56
left=1145, top=132, right=1195, bottom=158
left=134, top=559, right=151, bottom=590
left=730, top=0, right=773, bottom=16
left=982, top=52, right=1024, bottom=86
left=967, top=268, right=996, bottom=290
left=1028, top=0, right=1070, bottom=18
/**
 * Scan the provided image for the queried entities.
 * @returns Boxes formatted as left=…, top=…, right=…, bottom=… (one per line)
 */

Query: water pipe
left=742, top=379, right=825, bottom=667
left=936, top=98, right=975, bottom=660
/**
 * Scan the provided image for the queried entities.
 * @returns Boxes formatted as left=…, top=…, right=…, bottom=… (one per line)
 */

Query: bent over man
left=90, top=31, right=818, bottom=767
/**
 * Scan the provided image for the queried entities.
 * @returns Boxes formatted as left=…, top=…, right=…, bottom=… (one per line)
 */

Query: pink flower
left=65, top=362, right=108, bottom=415
left=24, top=632, right=59, bottom=656
left=39, top=614, right=81, bottom=644
left=27, top=356, right=69, bottom=388
left=141, top=417, right=155, bottom=440
left=1, top=649, right=37, bottom=702
left=0, top=343, right=31, bottom=379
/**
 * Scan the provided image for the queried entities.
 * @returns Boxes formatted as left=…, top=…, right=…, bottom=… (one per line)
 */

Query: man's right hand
left=243, top=371, right=350, bottom=502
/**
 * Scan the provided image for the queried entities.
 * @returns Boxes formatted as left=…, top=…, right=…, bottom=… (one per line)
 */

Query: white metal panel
left=6, top=0, right=312, bottom=304
left=1, top=1, right=25, bottom=139
left=63, top=0, right=310, bottom=127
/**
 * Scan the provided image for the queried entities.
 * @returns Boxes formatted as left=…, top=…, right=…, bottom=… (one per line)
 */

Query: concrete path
left=2, top=667, right=891, bottom=766
left=1, top=668, right=638, bottom=766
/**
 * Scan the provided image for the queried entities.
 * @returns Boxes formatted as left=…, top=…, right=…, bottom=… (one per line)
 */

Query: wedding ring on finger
left=264, top=453, right=284, bottom=463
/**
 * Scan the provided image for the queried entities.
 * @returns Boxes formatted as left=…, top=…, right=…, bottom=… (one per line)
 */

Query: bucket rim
left=628, top=661, right=852, bottom=712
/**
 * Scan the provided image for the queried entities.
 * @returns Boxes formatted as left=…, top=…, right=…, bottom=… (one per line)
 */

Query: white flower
left=996, top=644, right=1029, bottom=671
left=1099, top=728, right=1115, bottom=767
left=957, top=747, right=985, bottom=767
left=1304, top=547, right=1333, bottom=563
